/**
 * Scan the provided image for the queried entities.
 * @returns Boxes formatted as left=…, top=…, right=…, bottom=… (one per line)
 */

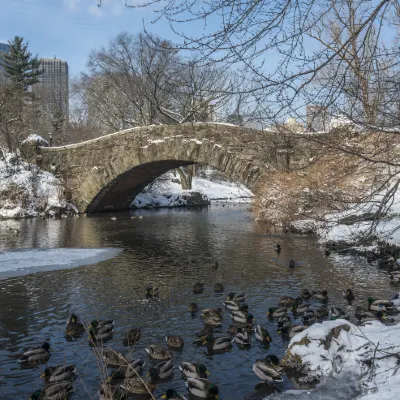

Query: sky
left=0, top=0, right=174, bottom=78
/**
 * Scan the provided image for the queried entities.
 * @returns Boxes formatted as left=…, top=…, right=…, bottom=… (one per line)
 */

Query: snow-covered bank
left=0, top=247, right=123, bottom=278
left=131, top=171, right=253, bottom=209
left=279, top=319, right=400, bottom=400
left=0, top=146, right=76, bottom=219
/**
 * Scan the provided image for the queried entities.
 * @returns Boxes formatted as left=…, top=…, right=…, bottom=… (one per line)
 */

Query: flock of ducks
left=20, top=244, right=400, bottom=400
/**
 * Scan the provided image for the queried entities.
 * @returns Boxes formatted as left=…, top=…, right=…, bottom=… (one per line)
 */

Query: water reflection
left=0, top=205, right=394, bottom=399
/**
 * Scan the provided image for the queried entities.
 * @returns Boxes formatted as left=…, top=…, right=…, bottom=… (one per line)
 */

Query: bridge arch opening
left=86, top=160, right=197, bottom=213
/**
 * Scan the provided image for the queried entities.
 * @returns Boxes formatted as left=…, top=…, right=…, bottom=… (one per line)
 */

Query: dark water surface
left=0, top=205, right=394, bottom=399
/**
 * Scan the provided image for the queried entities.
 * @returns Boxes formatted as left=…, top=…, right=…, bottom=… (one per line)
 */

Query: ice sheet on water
left=0, top=247, right=122, bottom=278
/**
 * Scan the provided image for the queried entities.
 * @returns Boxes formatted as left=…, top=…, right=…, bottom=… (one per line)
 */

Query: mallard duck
left=203, top=315, right=222, bottom=327
left=289, top=325, right=306, bottom=338
left=231, top=310, right=254, bottom=324
left=186, top=378, right=219, bottom=399
left=227, top=292, right=246, bottom=303
left=120, top=377, right=157, bottom=395
left=193, top=283, right=205, bottom=294
left=252, top=356, right=283, bottom=383
left=99, top=383, right=126, bottom=400
left=123, top=328, right=141, bottom=346
left=277, top=315, right=291, bottom=334
left=201, top=308, right=223, bottom=319
left=65, top=314, right=85, bottom=337
left=367, top=297, right=397, bottom=312
left=89, top=320, right=114, bottom=334
left=214, top=283, right=224, bottom=293
left=343, top=289, right=355, bottom=304
left=255, top=325, right=272, bottom=344
left=89, top=326, right=113, bottom=345
left=301, top=289, right=312, bottom=300
left=302, top=310, right=316, bottom=325
left=19, top=342, right=51, bottom=363
left=274, top=244, right=281, bottom=254
left=289, top=260, right=295, bottom=269
left=233, top=327, right=251, bottom=347
left=279, top=296, right=296, bottom=307
left=188, top=302, right=199, bottom=312
left=161, top=388, right=188, bottom=399
left=101, top=348, right=127, bottom=367
left=196, top=326, right=213, bottom=338
left=40, top=364, right=76, bottom=383
left=267, top=307, right=287, bottom=318
left=145, top=345, right=172, bottom=361
left=166, top=335, right=184, bottom=349
left=331, top=307, right=349, bottom=320
left=314, top=306, right=329, bottom=319
left=145, top=284, right=159, bottom=297
left=30, top=382, right=73, bottom=400
left=179, top=363, right=210, bottom=379
left=313, top=290, right=328, bottom=302
left=227, top=323, right=253, bottom=334
left=223, top=300, right=240, bottom=311
left=203, top=335, right=232, bottom=352
left=292, top=303, right=311, bottom=315
left=108, top=359, right=145, bottom=382
left=147, top=360, right=174, bottom=381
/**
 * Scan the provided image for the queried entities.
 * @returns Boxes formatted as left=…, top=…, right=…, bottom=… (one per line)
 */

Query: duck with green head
left=179, top=362, right=210, bottom=379
left=203, top=334, right=232, bottom=352
left=147, top=360, right=174, bottom=381
left=255, top=325, right=272, bottom=344
left=186, top=378, right=219, bottom=399
left=20, top=342, right=51, bottom=363
left=40, top=364, right=76, bottom=383
left=267, top=307, right=287, bottom=319
left=30, top=381, right=73, bottom=400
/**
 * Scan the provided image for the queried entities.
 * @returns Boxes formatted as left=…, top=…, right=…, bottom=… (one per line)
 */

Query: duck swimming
left=193, top=283, right=204, bottom=294
left=161, top=388, right=188, bottom=399
left=188, top=302, right=199, bottom=312
left=19, top=342, right=51, bottom=363
left=301, top=289, right=312, bottom=300
left=166, top=335, right=184, bottom=349
left=227, top=292, right=246, bottom=303
left=255, top=325, right=272, bottom=344
left=145, top=345, right=172, bottom=361
left=253, top=355, right=283, bottom=383
left=277, top=315, right=291, bottom=334
left=289, top=325, right=307, bottom=338
left=40, top=364, right=76, bottom=383
left=179, top=363, right=210, bottom=379
left=231, top=311, right=254, bottom=325
left=313, top=290, right=328, bottom=302
left=343, top=289, right=355, bottom=304
left=65, top=314, right=85, bottom=337
left=203, top=334, right=232, bottom=352
left=289, top=260, right=295, bottom=269
left=120, top=377, right=157, bottom=395
left=123, top=327, right=141, bottom=346
left=147, top=360, right=174, bottom=381
left=186, top=378, right=219, bottom=399
left=145, top=284, right=159, bottom=297
left=274, top=244, right=281, bottom=254
left=233, top=327, right=251, bottom=347
left=267, top=307, right=288, bottom=318
left=214, top=283, right=224, bottom=293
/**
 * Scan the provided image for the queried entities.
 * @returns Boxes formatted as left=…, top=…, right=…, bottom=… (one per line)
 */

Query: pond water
left=0, top=205, right=394, bottom=399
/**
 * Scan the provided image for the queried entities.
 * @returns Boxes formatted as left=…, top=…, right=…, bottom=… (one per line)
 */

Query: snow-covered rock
left=21, top=134, right=49, bottom=146
left=281, top=319, right=400, bottom=399
left=0, top=151, right=75, bottom=219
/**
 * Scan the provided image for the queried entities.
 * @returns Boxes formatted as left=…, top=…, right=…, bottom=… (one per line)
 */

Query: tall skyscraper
left=34, top=57, right=69, bottom=135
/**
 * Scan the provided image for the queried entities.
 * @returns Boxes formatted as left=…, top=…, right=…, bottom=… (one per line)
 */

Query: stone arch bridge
left=26, top=123, right=315, bottom=213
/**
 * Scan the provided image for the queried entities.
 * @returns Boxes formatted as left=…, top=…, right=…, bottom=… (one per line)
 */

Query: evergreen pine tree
left=1, top=36, right=42, bottom=92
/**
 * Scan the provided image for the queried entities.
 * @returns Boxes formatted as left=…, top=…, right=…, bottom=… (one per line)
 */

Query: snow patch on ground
left=131, top=171, right=253, bottom=209
left=279, top=319, right=400, bottom=400
left=0, top=247, right=122, bottom=278
left=0, top=150, right=74, bottom=219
